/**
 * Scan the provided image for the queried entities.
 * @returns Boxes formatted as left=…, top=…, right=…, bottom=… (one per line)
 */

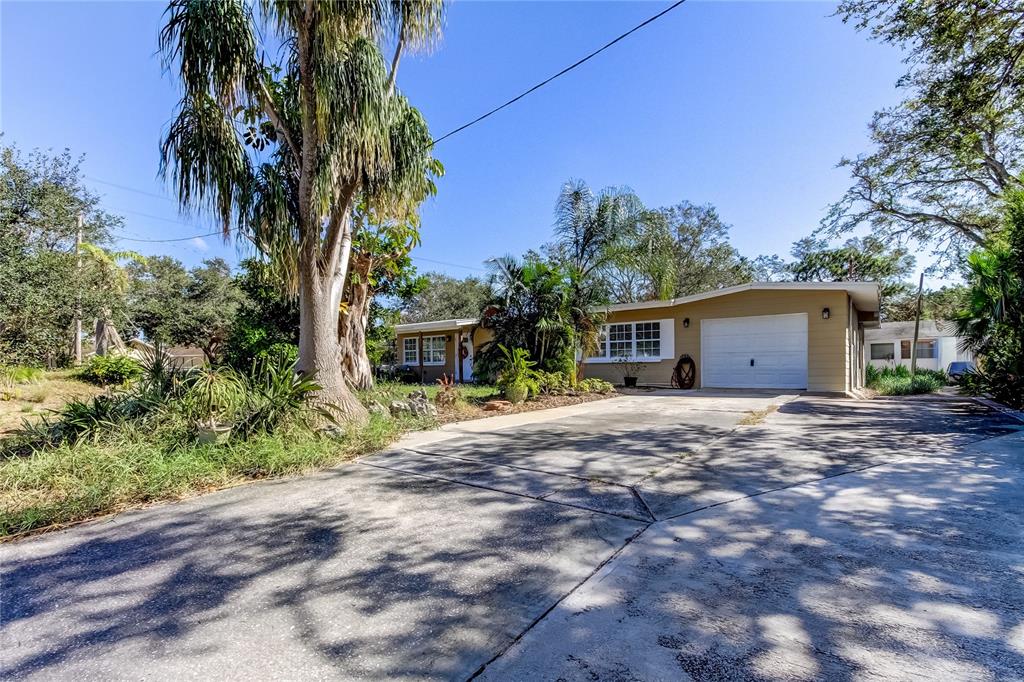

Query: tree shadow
left=1, top=465, right=644, bottom=679
left=476, top=402, right=1024, bottom=680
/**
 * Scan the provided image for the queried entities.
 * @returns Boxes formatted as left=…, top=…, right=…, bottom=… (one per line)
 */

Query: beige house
left=394, top=282, right=880, bottom=393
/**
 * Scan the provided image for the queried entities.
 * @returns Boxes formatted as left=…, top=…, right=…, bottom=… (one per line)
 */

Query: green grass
left=0, top=412, right=434, bottom=538
left=362, top=382, right=500, bottom=405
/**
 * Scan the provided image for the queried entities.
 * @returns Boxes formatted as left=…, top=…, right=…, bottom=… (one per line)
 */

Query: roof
left=865, top=320, right=958, bottom=339
left=393, top=317, right=479, bottom=334
left=601, top=281, right=880, bottom=314
left=393, top=281, right=881, bottom=333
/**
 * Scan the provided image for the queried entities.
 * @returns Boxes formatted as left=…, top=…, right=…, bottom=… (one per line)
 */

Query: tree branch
left=385, top=33, right=405, bottom=93
left=257, top=79, right=301, bottom=166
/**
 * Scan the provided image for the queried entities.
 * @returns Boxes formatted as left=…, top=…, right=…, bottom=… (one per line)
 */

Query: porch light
left=822, top=307, right=831, bottom=320
left=683, top=318, right=690, bottom=328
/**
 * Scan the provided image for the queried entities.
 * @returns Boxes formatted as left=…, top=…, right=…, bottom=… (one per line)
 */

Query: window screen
left=870, top=343, right=894, bottom=360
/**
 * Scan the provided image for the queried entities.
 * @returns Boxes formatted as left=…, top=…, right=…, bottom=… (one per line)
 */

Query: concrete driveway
left=2, top=392, right=1021, bottom=680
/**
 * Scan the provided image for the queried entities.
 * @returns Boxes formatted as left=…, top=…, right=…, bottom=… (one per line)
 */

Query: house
left=394, top=281, right=881, bottom=394
left=864, top=320, right=972, bottom=372
left=124, top=339, right=207, bottom=369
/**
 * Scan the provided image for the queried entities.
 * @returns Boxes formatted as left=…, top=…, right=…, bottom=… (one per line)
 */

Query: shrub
left=871, top=373, right=943, bottom=396
left=578, top=378, right=614, bottom=394
left=536, top=370, right=573, bottom=396
left=0, top=366, right=44, bottom=388
left=866, top=365, right=946, bottom=395
left=76, top=354, right=142, bottom=386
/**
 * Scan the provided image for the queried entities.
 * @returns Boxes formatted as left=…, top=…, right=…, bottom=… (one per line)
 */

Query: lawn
left=1, top=373, right=614, bottom=538
left=0, top=370, right=104, bottom=436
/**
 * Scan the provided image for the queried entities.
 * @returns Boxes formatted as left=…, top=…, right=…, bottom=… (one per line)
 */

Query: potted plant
left=496, top=344, right=540, bottom=404
left=188, top=367, right=240, bottom=444
left=615, top=357, right=643, bottom=388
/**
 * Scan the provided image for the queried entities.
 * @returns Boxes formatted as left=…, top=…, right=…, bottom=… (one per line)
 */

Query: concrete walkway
left=2, top=393, right=1021, bottom=680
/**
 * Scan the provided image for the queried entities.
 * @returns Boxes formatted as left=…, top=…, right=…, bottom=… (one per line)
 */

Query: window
left=635, top=322, right=661, bottom=358
left=915, top=339, right=936, bottom=359
left=870, top=343, right=894, bottom=360
left=403, top=337, right=418, bottom=365
left=590, top=321, right=662, bottom=361
left=608, top=323, right=633, bottom=358
left=901, top=339, right=936, bottom=359
left=422, top=336, right=446, bottom=365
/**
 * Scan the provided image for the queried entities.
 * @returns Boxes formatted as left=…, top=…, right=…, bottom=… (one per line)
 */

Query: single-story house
left=864, top=320, right=972, bottom=372
left=394, top=281, right=881, bottom=394
left=125, top=339, right=207, bottom=369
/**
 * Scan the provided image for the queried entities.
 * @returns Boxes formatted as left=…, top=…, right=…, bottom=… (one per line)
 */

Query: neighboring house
left=864, top=321, right=972, bottom=372
left=125, top=339, right=207, bottom=369
left=394, top=282, right=880, bottom=394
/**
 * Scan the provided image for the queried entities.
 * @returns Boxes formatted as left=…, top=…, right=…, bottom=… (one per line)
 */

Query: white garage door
left=701, top=313, right=808, bottom=389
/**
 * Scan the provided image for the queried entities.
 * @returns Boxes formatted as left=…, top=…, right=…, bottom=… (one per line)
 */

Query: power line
left=430, top=0, right=689, bottom=145
left=113, top=230, right=223, bottom=244
left=85, top=1, right=690, bottom=265
left=411, top=256, right=486, bottom=272
left=85, top=175, right=175, bottom=202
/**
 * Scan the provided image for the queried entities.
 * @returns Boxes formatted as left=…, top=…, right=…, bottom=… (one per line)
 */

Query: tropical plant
left=234, top=357, right=327, bottom=437
left=158, top=0, right=445, bottom=420
left=951, top=188, right=1024, bottom=408
left=578, top=377, right=614, bottom=394
left=475, top=256, right=574, bottom=380
left=495, top=345, right=540, bottom=404
left=433, top=374, right=459, bottom=408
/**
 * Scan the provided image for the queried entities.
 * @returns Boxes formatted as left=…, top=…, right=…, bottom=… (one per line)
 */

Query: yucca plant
left=234, top=356, right=329, bottom=438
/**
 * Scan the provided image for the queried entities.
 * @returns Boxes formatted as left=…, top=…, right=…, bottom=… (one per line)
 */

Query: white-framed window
left=588, top=320, right=665, bottom=361
left=635, top=322, right=661, bottom=358
left=422, top=336, right=446, bottom=365
left=403, top=337, right=418, bottom=365
left=608, top=323, right=633, bottom=358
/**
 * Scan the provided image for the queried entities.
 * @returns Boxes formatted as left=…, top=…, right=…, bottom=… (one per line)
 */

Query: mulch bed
left=436, top=391, right=616, bottom=425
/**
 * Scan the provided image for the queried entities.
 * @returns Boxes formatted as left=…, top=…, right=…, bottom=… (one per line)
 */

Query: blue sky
left=1, top=1, right=914, bottom=280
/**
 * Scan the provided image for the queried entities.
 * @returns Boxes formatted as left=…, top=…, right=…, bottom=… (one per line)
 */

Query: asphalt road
left=2, top=392, right=1021, bottom=680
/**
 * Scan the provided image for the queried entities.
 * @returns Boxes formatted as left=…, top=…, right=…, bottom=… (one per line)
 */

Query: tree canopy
left=825, top=1, right=1024, bottom=265
left=0, top=144, right=125, bottom=366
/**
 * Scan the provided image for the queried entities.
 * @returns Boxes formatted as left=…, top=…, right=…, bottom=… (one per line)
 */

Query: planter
left=504, top=383, right=529, bottom=405
left=623, top=376, right=638, bottom=388
left=197, top=424, right=232, bottom=445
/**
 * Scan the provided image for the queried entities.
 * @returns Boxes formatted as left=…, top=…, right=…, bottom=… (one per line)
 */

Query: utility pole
left=73, top=213, right=83, bottom=365
left=910, top=272, right=924, bottom=376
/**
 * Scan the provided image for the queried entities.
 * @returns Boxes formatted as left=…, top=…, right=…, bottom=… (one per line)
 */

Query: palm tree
left=551, top=180, right=639, bottom=376
left=159, top=0, right=444, bottom=420
left=553, top=179, right=643, bottom=279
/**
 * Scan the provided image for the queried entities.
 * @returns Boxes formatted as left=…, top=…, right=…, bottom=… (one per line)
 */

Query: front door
left=461, top=339, right=474, bottom=382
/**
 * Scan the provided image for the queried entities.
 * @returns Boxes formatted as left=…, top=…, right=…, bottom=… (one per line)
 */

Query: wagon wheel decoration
left=671, top=354, right=696, bottom=389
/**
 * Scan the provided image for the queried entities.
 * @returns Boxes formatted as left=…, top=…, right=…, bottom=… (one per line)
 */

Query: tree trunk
left=297, top=266, right=368, bottom=423
left=338, top=254, right=374, bottom=391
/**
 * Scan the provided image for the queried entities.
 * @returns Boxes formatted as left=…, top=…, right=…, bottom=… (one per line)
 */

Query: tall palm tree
left=552, top=180, right=638, bottom=375
left=159, top=0, right=444, bottom=420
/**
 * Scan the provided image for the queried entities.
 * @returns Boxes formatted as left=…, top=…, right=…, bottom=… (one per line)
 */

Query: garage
left=701, top=313, right=808, bottom=389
